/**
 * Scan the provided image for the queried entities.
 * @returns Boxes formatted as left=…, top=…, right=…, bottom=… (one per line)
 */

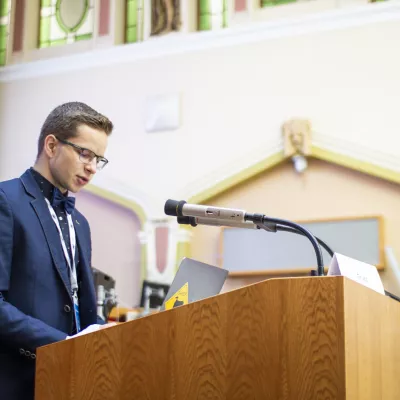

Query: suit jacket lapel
left=20, top=169, right=72, bottom=298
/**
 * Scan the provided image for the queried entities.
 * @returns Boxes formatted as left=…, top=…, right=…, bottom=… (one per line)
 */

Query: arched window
left=39, top=0, right=95, bottom=48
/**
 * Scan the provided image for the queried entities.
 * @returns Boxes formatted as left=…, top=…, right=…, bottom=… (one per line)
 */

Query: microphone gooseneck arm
left=168, top=199, right=400, bottom=302
left=165, top=199, right=325, bottom=276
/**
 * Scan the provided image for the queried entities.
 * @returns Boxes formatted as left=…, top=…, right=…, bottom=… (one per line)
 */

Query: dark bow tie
left=51, top=188, right=76, bottom=214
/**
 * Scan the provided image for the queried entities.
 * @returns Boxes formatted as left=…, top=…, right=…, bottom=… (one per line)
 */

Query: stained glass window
left=39, top=0, right=95, bottom=48
left=0, top=0, right=11, bottom=66
left=198, top=0, right=228, bottom=31
left=125, top=0, right=144, bottom=43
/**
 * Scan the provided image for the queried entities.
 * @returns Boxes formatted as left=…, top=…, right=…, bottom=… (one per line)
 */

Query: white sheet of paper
left=328, top=253, right=385, bottom=295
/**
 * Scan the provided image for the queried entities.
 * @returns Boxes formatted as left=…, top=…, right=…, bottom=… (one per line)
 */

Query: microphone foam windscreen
left=164, top=199, right=180, bottom=216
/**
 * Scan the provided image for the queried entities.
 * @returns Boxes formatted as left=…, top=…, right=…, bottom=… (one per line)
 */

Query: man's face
left=49, top=124, right=108, bottom=193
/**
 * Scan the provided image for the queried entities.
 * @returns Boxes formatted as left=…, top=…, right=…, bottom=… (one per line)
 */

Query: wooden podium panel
left=343, top=277, right=400, bottom=398
left=35, top=277, right=400, bottom=400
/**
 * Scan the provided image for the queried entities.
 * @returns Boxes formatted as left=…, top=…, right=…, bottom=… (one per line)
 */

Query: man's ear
left=43, top=135, right=58, bottom=158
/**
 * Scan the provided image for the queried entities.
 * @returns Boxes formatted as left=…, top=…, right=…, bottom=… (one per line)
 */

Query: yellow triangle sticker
left=165, top=282, right=189, bottom=310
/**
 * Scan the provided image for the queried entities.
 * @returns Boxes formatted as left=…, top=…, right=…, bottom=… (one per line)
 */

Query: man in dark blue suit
left=0, top=102, right=115, bottom=399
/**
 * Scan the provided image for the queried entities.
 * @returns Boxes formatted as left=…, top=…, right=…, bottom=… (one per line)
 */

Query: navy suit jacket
left=0, top=169, right=100, bottom=400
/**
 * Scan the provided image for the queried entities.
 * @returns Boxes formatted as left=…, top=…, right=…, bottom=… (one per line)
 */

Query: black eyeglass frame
left=56, top=137, right=109, bottom=170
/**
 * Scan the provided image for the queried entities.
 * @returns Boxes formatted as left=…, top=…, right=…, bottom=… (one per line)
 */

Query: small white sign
left=145, top=93, right=180, bottom=133
left=327, top=253, right=385, bottom=295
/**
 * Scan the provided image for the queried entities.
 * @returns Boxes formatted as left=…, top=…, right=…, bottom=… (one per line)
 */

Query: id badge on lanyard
left=72, top=291, right=81, bottom=332
left=45, top=199, right=81, bottom=333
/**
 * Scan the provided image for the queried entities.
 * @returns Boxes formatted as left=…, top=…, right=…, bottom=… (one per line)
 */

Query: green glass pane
left=127, top=1, right=138, bottom=27
left=198, top=16, right=210, bottom=31
left=41, top=0, right=52, bottom=6
left=0, top=49, right=5, bottom=66
left=198, top=0, right=210, bottom=14
left=198, top=0, right=227, bottom=31
left=75, top=33, right=92, bottom=41
left=0, top=0, right=9, bottom=18
left=49, top=38, right=67, bottom=47
left=222, top=0, right=228, bottom=28
left=0, top=25, right=7, bottom=50
left=39, top=16, right=51, bottom=44
left=198, top=0, right=211, bottom=32
left=39, top=41, right=51, bottom=48
left=261, top=0, right=297, bottom=6
left=126, top=26, right=137, bottom=43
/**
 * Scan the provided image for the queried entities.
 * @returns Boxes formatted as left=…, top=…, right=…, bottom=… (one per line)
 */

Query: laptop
left=160, top=257, right=229, bottom=311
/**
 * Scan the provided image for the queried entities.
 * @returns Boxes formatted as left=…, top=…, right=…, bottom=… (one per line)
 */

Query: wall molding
left=188, top=141, right=400, bottom=205
left=83, top=184, right=147, bottom=224
left=312, top=132, right=400, bottom=174
left=1, top=2, right=400, bottom=82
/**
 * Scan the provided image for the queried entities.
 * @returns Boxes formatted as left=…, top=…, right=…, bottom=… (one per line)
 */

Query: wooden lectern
left=35, top=276, right=400, bottom=399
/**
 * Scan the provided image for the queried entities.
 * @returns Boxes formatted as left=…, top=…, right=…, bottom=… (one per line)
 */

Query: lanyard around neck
left=45, top=198, right=78, bottom=294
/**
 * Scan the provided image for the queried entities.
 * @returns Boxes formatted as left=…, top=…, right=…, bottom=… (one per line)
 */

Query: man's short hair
left=37, top=102, right=114, bottom=158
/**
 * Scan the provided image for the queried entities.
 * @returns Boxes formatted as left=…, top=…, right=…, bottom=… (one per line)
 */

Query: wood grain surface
left=34, top=276, right=399, bottom=400
left=343, top=277, right=400, bottom=399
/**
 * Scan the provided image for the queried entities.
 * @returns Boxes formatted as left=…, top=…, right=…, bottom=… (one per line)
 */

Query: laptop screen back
left=160, top=257, right=228, bottom=311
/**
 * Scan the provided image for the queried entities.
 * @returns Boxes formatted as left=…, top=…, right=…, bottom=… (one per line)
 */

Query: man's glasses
left=56, top=137, right=109, bottom=170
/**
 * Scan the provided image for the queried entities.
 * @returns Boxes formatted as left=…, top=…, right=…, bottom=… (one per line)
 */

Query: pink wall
left=75, top=190, right=142, bottom=307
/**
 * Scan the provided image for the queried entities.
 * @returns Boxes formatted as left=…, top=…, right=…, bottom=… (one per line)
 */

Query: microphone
left=165, top=199, right=325, bottom=276
left=177, top=216, right=261, bottom=230
left=165, top=199, right=246, bottom=222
